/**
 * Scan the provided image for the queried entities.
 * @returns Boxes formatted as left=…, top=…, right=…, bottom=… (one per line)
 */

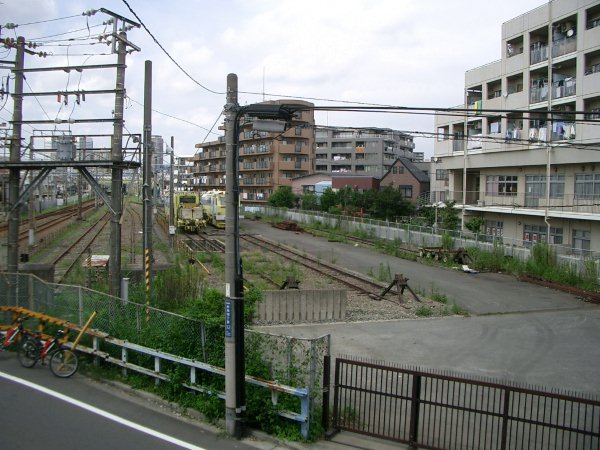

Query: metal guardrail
left=75, top=333, right=312, bottom=437
left=0, top=274, right=325, bottom=439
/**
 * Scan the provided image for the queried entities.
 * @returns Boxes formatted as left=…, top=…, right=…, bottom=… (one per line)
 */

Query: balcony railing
left=530, top=84, right=548, bottom=103
left=452, top=139, right=465, bottom=152
left=552, top=35, right=577, bottom=58
left=552, top=78, right=576, bottom=99
left=530, top=43, right=548, bottom=64
left=446, top=190, right=600, bottom=214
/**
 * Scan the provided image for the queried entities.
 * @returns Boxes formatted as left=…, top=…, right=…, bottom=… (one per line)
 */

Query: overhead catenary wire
left=120, top=0, right=223, bottom=96
left=4, top=9, right=600, bottom=161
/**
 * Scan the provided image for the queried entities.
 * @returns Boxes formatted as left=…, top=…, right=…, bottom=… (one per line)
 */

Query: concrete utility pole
left=109, top=32, right=127, bottom=297
left=224, top=73, right=245, bottom=438
left=169, top=136, right=175, bottom=249
left=142, top=60, right=153, bottom=301
left=7, top=36, right=24, bottom=278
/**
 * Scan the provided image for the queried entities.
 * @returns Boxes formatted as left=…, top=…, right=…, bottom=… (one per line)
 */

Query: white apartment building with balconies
left=433, top=0, right=600, bottom=256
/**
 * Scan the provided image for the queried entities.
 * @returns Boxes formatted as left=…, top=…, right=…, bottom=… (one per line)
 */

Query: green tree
left=370, top=185, right=415, bottom=220
left=268, top=186, right=297, bottom=208
left=422, top=201, right=460, bottom=230
left=319, top=187, right=338, bottom=212
left=300, top=191, right=319, bottom=210
left=465, top=216, right=485, bottom=234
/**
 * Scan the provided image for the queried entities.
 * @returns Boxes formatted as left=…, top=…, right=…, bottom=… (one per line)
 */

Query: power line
left=120, top=0, right=223, bottom=95
left=5, top=14, right=81, bottom=28
left=127, top=96, right=220, bottom=134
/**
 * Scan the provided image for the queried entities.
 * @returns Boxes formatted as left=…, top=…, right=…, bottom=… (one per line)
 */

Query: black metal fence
left=331, top=356, right=600, bottom=449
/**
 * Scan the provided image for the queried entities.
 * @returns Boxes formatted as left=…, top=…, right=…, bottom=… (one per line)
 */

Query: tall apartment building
left=173, top=155, right=195, bottom=191
left=193, top=100, right=315, bottom=204
left=433, top=0, right=600, bottom=254
left=315, top=127, right=417, bottom=177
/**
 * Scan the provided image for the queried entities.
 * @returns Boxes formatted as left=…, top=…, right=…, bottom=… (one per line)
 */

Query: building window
left=437, top=126, right=449, bottom=141
left=523, top=225, right=563, bottom=245
left=400, top=185, right=413, bottom=198
left=572, top=229, right=591, bottom=253
left=332, top=131, right=354, bottom=138
left=303, top=185, right=315, bottom=192
left=436, top=169, right=449, bottom=181
left=485, top=220, right=504, bottom=237
left=295, top=126, right=303, bottom=136
left=486, top=175, right=518, bottom=196
left=526, top=175, right=565, bottom=198
left=575, top=173, right=600, bottom=199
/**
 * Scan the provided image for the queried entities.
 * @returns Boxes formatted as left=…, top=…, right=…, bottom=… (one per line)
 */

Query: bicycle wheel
left=49, top=348, right=78, bottom=378
left=18, top=338, right=39, bottom=368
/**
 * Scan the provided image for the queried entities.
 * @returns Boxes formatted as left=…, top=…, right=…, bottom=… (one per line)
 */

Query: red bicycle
left=0, top=317, right=31, bottom=351
left=18, top=329, right=78, bottom=378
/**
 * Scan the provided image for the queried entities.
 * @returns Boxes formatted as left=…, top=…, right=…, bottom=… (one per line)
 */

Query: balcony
left=552, top=36, right=577, bottom=58
left=552, top=78, right=576, bottom=99
left=530, top=84, right=548, bottom=103
left=447, top=190, right=600, bottom=215
left=530, top=43, right=548, bottom=65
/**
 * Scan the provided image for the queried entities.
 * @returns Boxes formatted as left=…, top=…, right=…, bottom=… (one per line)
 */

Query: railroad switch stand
left=380, top=274, right=421, bottom=304
left=280, top=276, right=300, bottom=290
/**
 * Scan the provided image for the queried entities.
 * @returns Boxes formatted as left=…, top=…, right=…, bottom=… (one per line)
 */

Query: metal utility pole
left=169, top=136, right=175, bottom=249
left=109, top=32, right=127, bottom=297
left=28, top=136, right=36, bottom=249
left=142, top=60, right=153, bottom=302
left=7, top=36, right=24, bottom=277
left=224, top=73, right=245, bottom=438
left=77, top=137, right=85, bottom=221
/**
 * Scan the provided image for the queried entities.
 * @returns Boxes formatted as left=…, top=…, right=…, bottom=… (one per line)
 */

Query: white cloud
left=2, top=0, right=548, bottom=157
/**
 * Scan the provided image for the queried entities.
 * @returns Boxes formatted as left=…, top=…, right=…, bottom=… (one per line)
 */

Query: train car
left=200, top=190, right=226, bottom=228
left=174, top=192, right=206, bottom=233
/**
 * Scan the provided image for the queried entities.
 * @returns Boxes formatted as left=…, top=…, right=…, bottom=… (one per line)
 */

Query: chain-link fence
left=254, top=206, right=600, bottom=281
left=0, top=272, right=330, bottom=409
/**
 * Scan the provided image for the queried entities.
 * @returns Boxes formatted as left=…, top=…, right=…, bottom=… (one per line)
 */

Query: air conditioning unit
left=477, top=200, right=485, bottom=207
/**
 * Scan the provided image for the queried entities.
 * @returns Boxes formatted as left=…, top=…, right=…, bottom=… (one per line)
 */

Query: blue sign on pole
left=225, top=300, right=232, bottom=338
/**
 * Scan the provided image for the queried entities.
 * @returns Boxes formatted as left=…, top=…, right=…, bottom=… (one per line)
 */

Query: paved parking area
left=244, top=220, right=600, bottom=395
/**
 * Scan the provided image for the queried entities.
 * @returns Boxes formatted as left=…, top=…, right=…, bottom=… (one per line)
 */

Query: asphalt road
left=242, top=220, right=600, bottom=395
left=0, top=355, right=268, bottom=450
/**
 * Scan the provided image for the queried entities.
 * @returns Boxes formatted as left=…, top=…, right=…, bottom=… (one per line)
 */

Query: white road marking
left=0, top=370, right=207, bottom=450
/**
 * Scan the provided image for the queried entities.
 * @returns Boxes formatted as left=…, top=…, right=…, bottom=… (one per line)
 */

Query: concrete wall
left=256, top=289, right=347, bottom=324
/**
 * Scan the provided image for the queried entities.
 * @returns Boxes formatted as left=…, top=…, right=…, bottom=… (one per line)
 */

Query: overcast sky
left=2, top=0, right=547, bottom=159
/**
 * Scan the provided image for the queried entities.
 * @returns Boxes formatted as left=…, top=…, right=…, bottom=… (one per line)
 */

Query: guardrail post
left=93, top=336, right=101, bottom=367
left=300, top=389, right=310, bottom=440
left=122, top=347, right=128, bottom=377
left=154, top=356, right=161, bottom=386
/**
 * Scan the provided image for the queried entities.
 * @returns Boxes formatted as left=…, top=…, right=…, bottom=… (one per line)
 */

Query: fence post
left=309, top=338, right=317, bottom=420
left=322, top=354, right=331, bottom=432
left=78, top=286, right=84, bottom=325
left=28, top=274, right=34, bottom=310
left=331, top=358, right=341, bottom=433
left=500, top=388, right=511, bottom=450
left=408, top=373, right=422, bottom=448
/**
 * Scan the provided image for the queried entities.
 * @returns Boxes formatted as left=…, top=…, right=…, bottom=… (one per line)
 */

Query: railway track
left=182, top=232, right=226, bottom=252
left=0, top=200, right=97, bottom=249
left=126, top=202, right=143, bottom=264
left=52, top=212, right=111, bottom=284
left=241, top=233, right=391, bottom=300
